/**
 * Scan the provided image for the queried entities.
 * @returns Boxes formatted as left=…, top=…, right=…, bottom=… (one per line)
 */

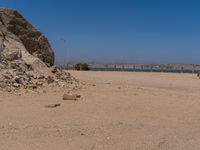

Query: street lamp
left=60, top=38, right=67, bottom=69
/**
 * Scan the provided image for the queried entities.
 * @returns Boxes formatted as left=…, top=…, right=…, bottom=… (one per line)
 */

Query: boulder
left=0, top=8, right=54, bottom=66
left=0, top=8, right=77, bottom=91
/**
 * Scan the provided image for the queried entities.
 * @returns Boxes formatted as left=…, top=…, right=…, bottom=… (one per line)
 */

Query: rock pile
left=0, top=8, right=75, bottom=92
left=0, top=62, right=73, bottom=91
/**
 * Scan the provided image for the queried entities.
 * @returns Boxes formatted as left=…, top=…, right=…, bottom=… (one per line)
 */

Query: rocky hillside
left=0, top=8, right=75, bottom=91
left=0, top=8, right=54, bottom=66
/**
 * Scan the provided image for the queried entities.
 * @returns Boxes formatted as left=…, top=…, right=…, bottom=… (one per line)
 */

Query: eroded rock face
left=0, top=8, right=54, bottom=66
left=0, top=8, right=77, bottom=92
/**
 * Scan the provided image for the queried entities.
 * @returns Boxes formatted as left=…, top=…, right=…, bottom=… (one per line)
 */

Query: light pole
left=60, top=38, right=67, bottom=69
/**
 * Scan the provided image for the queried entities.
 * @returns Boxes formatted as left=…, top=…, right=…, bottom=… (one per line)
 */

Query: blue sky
left=1, top=0, right=200, bottom=64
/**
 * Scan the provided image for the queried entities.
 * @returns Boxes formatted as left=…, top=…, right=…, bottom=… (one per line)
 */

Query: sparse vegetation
left=74, top=63, right=90, bottom=71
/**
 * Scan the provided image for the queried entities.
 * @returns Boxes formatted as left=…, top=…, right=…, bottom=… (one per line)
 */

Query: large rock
left=0, top=8, right=75, bottom=91
left=0, top=8, right=54, bottom=66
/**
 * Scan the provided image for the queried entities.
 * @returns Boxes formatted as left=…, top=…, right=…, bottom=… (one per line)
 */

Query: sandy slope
left=1, top=71, right=200, bottom=150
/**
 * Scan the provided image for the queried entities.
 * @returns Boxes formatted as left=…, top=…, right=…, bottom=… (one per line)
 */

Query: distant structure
left=60, top=61, right=200, bottom=73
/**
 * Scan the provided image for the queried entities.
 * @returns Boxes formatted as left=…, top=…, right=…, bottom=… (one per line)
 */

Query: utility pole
left=60, top=38, right=67, bottom=69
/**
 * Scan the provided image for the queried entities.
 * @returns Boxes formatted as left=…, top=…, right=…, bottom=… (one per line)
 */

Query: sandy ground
left=1, top=71, right=200, bottom=150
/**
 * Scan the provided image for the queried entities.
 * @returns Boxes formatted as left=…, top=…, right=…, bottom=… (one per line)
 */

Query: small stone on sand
left=45, top=103, right=61, bottom=108
left=62, top=94, right=81, bottom=101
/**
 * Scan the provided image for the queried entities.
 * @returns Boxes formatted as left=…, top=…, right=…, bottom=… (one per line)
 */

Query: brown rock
left=46, top=76, right=54, bottom=84
left=45, top=103, right=61, bottom=108
left=62, top=94, right=80, bottom=101
left=2, top=49, right=22, bottom=61
left=36, top=81, right=43, bottom=86
left=13, top=83, right=20, bottom=87
left=0, top=8, right=78, bottom=91
left=0, top=8, right=54, bottom=66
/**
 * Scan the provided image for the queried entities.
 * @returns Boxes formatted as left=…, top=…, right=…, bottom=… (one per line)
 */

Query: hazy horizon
left=2, top=0, right=200, bottom=65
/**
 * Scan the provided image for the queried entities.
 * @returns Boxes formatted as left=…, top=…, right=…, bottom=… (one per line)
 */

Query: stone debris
left=76, top=94, right=81, bottom=98
left=45, top=103, right=61, bottom=108
left=0, top=8, right=78, bottom=92
left=62, top=94, right=81, bottom=101
left=0, top=57, right=75, bottom=92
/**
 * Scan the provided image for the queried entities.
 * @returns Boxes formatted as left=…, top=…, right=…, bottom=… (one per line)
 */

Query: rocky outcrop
left=0, top=8, right=76, bottom=91
left=0, top=8, right=54, bottom=66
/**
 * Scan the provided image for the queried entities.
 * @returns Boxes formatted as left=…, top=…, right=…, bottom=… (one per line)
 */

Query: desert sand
left=1, top=71, right=200, bottom=150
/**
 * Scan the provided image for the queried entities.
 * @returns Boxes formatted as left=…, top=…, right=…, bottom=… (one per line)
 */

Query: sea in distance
left=91, top=68, right=198, bottom=74
left=63, top=66, right=199, bottom=74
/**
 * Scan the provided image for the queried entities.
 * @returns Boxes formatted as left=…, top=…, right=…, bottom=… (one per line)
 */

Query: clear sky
left=1, top=0, right=200, bottom=64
